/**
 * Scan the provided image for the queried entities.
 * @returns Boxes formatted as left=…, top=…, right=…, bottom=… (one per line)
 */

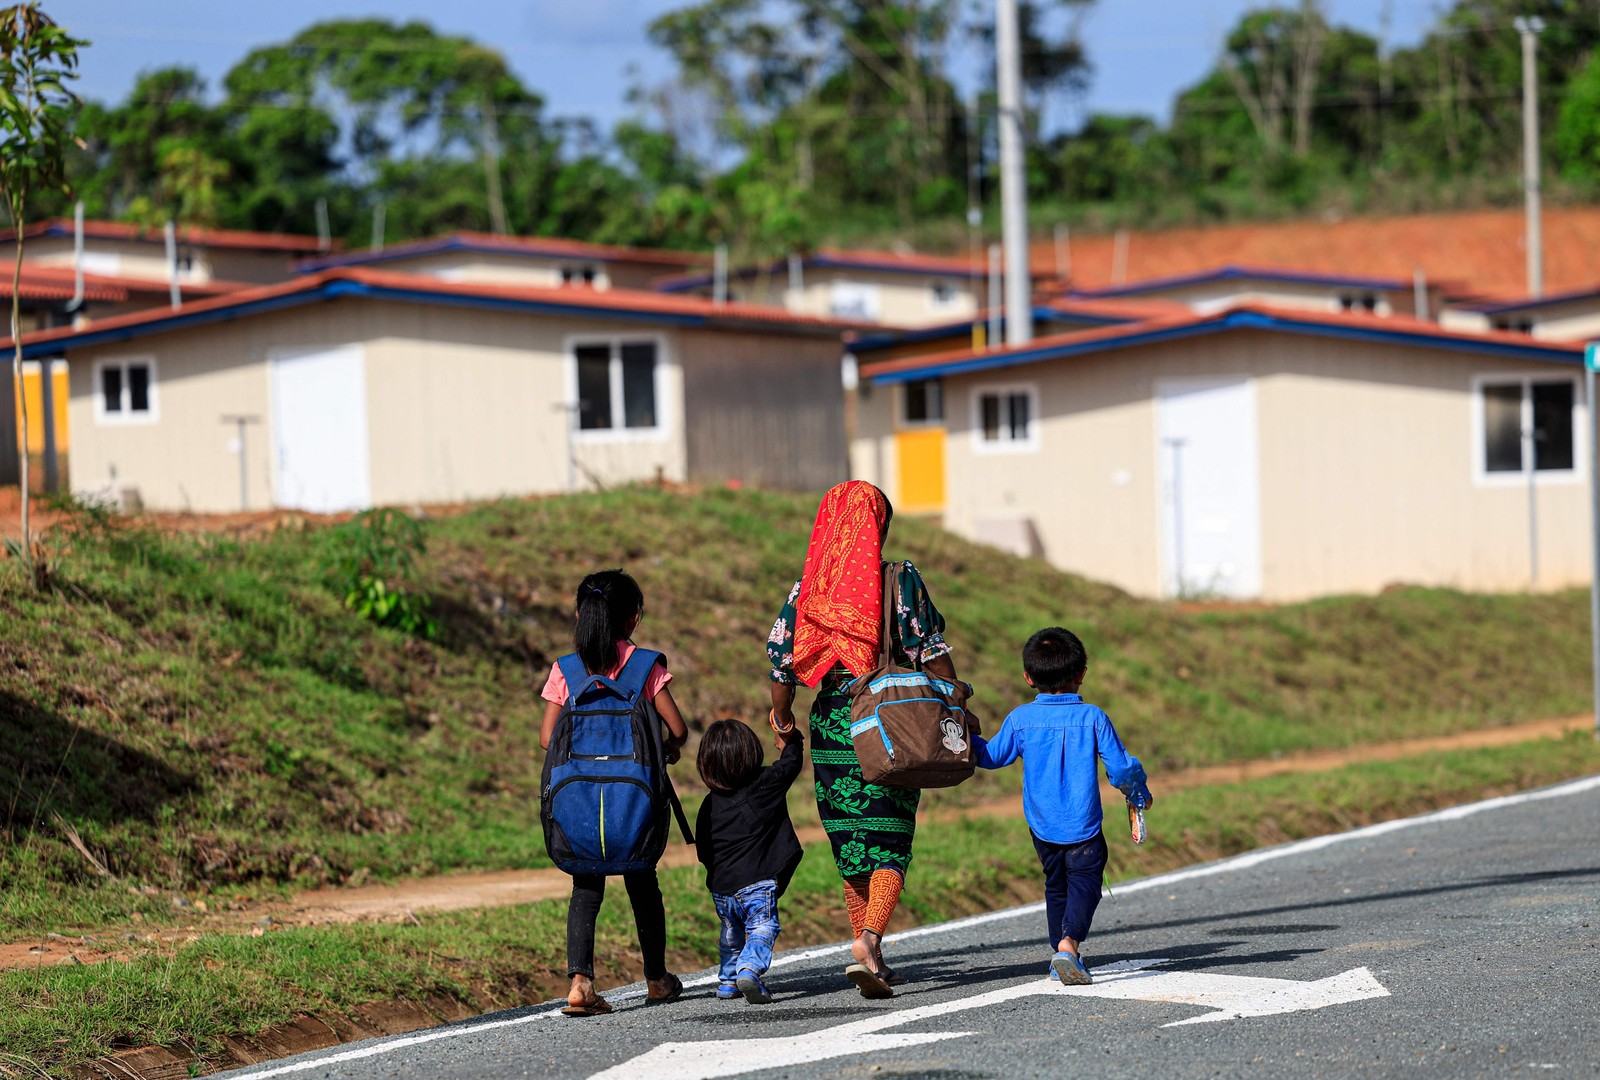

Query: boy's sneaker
left=1051, top=951, right=1092, bottom=985
left=735, top=971, right=773, bottom=1005
left=715, top=982, right=740, bottom=1000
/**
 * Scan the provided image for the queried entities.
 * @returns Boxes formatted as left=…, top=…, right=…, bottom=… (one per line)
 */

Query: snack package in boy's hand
left=1128, top=803, right=1148, bottom=845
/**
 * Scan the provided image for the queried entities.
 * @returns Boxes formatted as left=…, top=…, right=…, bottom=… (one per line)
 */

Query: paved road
left=230, top=777, right=1600, bottom=1080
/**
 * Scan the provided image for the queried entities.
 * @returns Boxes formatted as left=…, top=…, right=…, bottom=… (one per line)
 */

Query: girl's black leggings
left=566, top=870, right=667, bottom=980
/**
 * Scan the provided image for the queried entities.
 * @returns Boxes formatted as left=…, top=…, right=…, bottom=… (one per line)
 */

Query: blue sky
left=54, top=0, right=1439, bottom=130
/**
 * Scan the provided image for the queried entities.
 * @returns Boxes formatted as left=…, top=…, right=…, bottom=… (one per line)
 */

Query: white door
left=270, top=346, right=372, bottom=512
left=1156, top=377, right=1262, bottom=599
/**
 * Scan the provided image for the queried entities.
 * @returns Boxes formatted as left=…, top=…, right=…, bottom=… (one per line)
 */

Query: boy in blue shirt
left=974, top=627, right=1153, bottom=985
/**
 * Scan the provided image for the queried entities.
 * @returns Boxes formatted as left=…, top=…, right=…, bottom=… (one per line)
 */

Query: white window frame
left=828, top=280, right=881, bottom=322
left=92, top=355, right=160, bottom=425
left=926, top=280, right=961, bottom=312
left=898, top=378, right=945, bottom=429
left=564, top=334, right=670, bottom=444
left=970, top=381, right=1040, bottom=454
left=560, top=264, right=605, bottom=289
left=1469, top=371, right=1584, bottom=487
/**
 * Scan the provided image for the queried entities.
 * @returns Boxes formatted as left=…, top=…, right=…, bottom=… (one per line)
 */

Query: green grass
left=0, top=487, right=1592, bottom=936
left=3, top=732, right=1597, bottom=1078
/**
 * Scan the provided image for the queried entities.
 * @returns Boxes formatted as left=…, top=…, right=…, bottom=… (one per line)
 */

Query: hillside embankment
left=2, top=487, right=1597, bottom=1076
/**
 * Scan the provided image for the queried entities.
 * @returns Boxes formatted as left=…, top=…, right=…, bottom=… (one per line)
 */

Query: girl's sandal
left=646, top=971, right=684, bottom=1004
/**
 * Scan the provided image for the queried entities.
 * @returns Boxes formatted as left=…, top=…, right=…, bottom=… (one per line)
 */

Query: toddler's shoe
left=715, top=981, right=740, bottom=1000
left=735, top=971, right=773, bottom=1005
left=1051, top=951, right=1092, bottom=985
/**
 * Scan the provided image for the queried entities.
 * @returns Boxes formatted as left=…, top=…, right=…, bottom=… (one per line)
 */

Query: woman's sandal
left=646, top=971, right=684, bottom=1005
left=559, top=995, right=614, bottom=1017
left=845, top=962, right=895, bottom=999
left=845, top=931, right=895, bottom=998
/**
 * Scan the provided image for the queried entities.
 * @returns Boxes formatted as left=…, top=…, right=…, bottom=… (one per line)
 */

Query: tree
left=0, top=2, right=84, bottom=568
left=1556, top=50, right=1600, bottom=186
left=221, top=20, right=549, bottom=239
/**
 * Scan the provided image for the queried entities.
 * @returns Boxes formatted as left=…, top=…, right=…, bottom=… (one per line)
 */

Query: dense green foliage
left=15, top=0, right=1600, bottom=257
left=0, top=488, right=1592, bottom=938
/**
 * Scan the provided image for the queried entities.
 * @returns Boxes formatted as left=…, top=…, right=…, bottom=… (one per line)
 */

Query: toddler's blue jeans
left=1031, top=831, right=1108, bottom=945
left=713, top=878, right=781, bottom=982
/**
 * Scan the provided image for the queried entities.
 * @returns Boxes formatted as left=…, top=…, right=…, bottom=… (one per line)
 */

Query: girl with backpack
left=540, top=569, right=689, bottom=1017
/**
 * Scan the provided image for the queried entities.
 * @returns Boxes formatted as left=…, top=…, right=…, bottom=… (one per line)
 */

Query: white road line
left=588, top=958, right=1394, bottom=1077
left=226, top=771, right=1600, bottom=1079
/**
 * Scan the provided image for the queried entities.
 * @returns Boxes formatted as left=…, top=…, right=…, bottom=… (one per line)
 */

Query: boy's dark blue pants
left=1031, top=831, right=1108, bottom=945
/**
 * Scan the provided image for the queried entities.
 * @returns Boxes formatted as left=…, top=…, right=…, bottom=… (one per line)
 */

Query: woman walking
left=767, top=480, right=965, bottom=998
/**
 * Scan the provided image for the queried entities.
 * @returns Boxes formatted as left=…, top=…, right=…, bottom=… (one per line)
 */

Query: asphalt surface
left=228, top=776, right=1600, bottom=1080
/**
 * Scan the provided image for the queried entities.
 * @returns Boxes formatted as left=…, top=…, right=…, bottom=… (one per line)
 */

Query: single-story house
left=4, top=218, right=330, bottom=287
left=294, top=232, right=706, bottom=292
left=1066, top=265, right=1457, bottom=320
left=654, top=248, right=1047, bottom=329
left=852, top=304, right=1591, bottom=600
left=11, top=268, right=856, bottom=513
left=1440, top=285, right=1600, bottom=342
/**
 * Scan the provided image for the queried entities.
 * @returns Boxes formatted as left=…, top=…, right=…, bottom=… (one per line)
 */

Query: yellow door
left=16, top=362, right=69, bottom=453
left=895, top=426, right=946, bottom=514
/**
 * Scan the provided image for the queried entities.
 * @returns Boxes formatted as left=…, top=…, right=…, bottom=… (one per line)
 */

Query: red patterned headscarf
left=791, top=481, right=890, bottom=687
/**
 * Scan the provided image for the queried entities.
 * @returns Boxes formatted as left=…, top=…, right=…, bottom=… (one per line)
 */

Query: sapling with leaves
left=0, top=2, right=86, bottom=574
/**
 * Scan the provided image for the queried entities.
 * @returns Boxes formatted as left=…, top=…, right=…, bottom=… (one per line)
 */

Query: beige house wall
left=27, top=236, right=296, bottom=285
left=925, top=331, right=1589, bottom=600
left=1141, top=280, right=1419, bottom=317
left=785, top=270, right=980, bottom=327
left=848, top=382, right=899, bottom=500
left=1528, top=303, right=1600, bottom=343
left=332, top=251, right=680, bottom=292
left=66, top=299, right=693, bottom=512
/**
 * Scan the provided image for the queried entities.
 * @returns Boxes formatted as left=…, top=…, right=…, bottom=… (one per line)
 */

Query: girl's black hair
left=697, top=719, right=764, bottom=794
left=574, top=569, right=645, bottom=674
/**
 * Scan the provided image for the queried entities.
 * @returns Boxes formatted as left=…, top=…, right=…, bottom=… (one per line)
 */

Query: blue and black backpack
left=540, top=648, right=680, bottom=875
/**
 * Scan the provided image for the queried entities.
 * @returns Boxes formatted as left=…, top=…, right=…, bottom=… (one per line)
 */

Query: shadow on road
left=1090, top=866, right=1600, bottom=940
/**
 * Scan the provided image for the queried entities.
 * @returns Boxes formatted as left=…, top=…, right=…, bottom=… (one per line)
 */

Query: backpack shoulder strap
left=615, top=647, right=664, bottom=699
left=879, top=561, right=899, bottom=664
left=556, top=653, right=593, bottom=702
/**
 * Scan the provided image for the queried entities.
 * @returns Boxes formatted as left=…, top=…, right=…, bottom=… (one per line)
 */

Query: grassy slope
left=0, top=488, right=1592, bottom=934
left=5, top=732, right=1599, bottom=1075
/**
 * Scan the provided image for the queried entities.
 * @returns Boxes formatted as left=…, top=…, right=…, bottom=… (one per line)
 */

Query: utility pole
left=1516, top=15, right=1545, bottom=298
left=221, top=414, right=261, bottom=511
left=164, top=220, right=181, bottom=310
left=713, top=244, right=729, bottom=306
left=372, top=202, right=386, bottom=253
left=987, top=243, right=1003, bottom=349
left=1586, top=342, right=1600, bottom=742
left=996, top=0, right=1032, bottom=345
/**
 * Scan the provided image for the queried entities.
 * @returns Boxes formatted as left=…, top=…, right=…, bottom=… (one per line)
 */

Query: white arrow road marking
left=1070, top=958, right=1391, bottom=1027
left=587, top=959, right=1391, bottom=1079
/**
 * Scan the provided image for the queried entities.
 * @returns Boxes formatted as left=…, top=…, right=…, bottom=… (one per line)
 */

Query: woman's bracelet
left=768, top=709, right=796, bottom=735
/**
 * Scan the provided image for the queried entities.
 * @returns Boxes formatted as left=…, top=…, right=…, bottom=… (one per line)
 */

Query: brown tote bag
left=846, top=563, right=977, bottom=789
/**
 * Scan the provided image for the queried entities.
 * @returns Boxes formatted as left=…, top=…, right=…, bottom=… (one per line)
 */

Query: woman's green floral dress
left=768, top=560, right=951, bottom=880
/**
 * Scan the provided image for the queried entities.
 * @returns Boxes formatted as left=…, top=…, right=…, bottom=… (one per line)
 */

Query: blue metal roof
left=1071, top=265, right=1412, bottom=300
left=868, top=309, right=1581, bottom=384
left=17, top=277, right=782, bottom=360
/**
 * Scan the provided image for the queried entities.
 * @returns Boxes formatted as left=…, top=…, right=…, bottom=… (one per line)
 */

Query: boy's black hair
left=1023, top=627, right=1087, bottom=692
left=697, top=719, right=765, bottom=794
left=574, top=569, right=644, bottom=675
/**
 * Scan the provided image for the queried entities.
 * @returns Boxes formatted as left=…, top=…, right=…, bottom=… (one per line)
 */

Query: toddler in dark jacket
left=695, top=719, right=804, bottom=1004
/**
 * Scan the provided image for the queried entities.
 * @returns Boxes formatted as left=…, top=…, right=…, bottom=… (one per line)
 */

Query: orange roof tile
left=1031, top=206, right=1600, bottom=299
left=2, top=218, right=333, bottom=253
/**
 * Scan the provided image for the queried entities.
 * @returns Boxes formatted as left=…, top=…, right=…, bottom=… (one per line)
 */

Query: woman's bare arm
left=770, top=681, right=798, bottom=732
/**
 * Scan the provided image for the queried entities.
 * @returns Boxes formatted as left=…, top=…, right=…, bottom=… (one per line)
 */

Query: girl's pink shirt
left=541, top=642, right=673, bottom=706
